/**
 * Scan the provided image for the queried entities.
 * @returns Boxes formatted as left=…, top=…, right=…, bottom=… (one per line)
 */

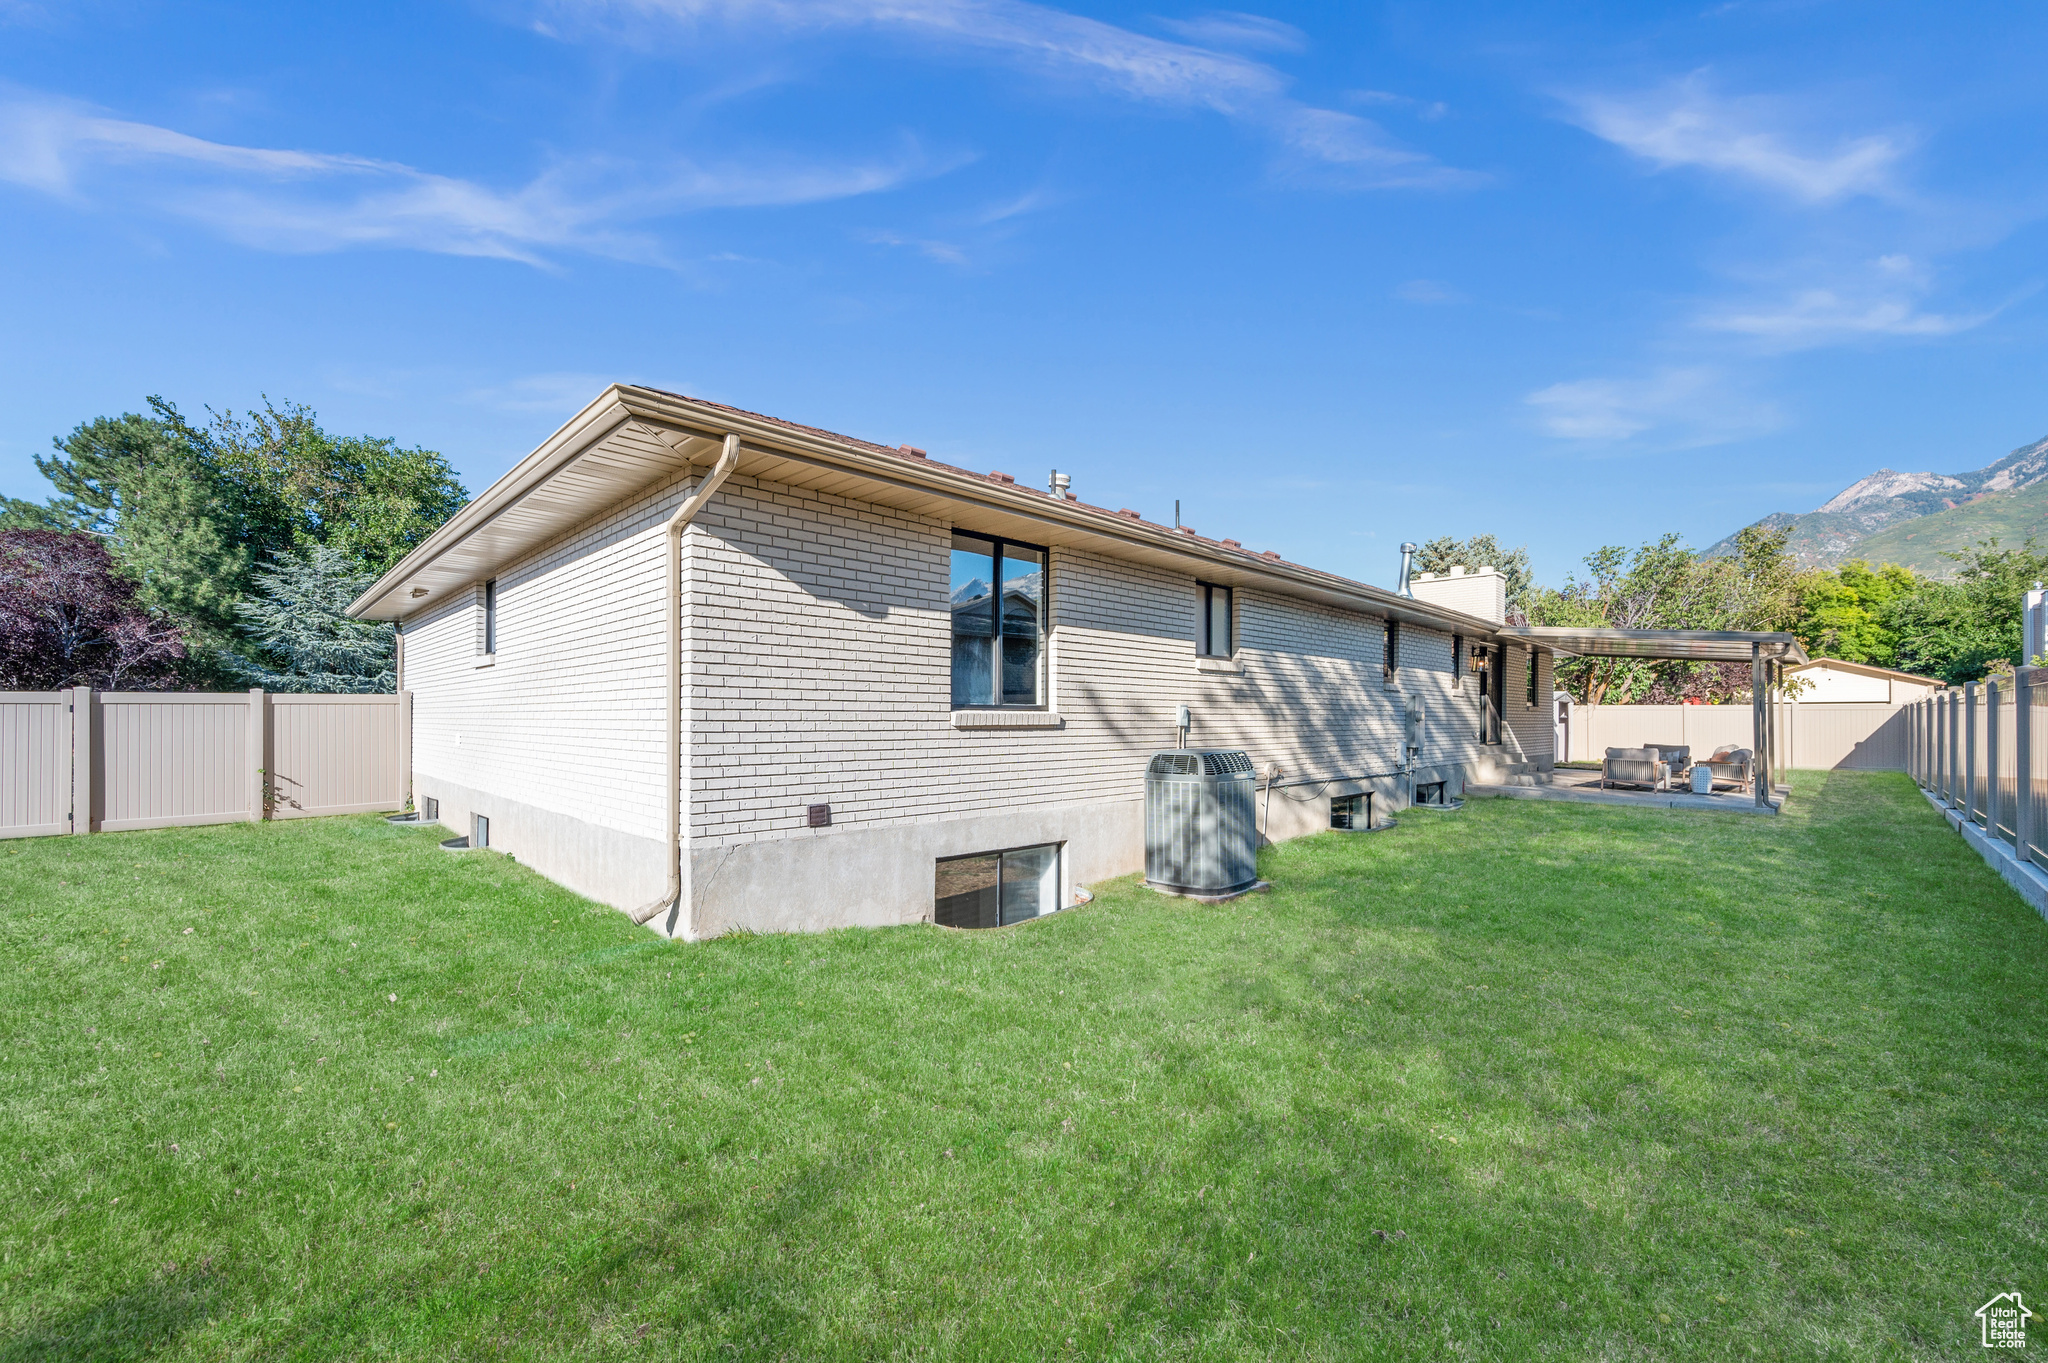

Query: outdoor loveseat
left=1601, top=747, right=1671, bottom=791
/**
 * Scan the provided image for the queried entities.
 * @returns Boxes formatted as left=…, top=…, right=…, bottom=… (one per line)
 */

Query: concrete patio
left=1467, top=766, right=1789, bottom=814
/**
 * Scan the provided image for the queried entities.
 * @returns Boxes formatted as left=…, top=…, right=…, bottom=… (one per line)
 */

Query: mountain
left=1710, top=432, right=2048, bottom=574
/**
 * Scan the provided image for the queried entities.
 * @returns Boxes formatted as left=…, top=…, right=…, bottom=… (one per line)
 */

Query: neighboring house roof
left=345, top=384, right=1511, bottom=640
left=1790, top=657, right=1945, bottom=688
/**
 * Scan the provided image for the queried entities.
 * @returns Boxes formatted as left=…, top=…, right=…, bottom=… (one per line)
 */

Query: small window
left=1383, top=621, right=1400, bottom=686
left=482, top=578, right=498, bottom=655
left=472, top=813, right=490, bottom=849
left=422, top=796, right=439, bottom=821
left=1451, top=635, right=1463, bottom=690
left=1415, top=781, right=1447, bottom=806
left=951, top=532, right=1045, bottom=708
left=1527, top=646, right=1540, bottom=707
left=1331, top=793, right=1369, bottom=830
left=935, top=843, right=1060, bottom=928
left=1197, top=582, right=1233, bottom=658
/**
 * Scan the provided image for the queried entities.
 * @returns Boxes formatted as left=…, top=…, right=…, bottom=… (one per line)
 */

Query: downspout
left=632, top=431, right=742, bottom=932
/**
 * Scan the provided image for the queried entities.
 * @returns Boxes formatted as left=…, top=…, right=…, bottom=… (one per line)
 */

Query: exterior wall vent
left=1144, top=748, right=1258, bottom=897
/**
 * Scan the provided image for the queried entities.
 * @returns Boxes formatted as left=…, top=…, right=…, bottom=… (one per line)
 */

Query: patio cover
left=1495, top=627, right=1805, bottom=809
left=1497, top=628, right=1807, bottom=665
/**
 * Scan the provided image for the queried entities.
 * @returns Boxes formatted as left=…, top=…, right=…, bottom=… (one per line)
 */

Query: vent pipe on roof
left=1398, top=542, right=1419, bottom=597
left=1050, top=469, right=1071, bottom=499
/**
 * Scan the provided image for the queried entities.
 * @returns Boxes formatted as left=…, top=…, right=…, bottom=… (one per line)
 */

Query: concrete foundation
left=412, top=772, right=671, bottom=912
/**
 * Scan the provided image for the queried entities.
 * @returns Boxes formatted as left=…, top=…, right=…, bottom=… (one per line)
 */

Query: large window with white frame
left=950, top=531, right=1045, bottom=708
left=1197, top=581, right=1233, bottom=658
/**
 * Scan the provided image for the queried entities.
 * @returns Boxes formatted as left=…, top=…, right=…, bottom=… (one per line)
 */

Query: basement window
left=1331, top=793, right=1369, bottom=831
left=935, top=843, right=1060, bottom=929
left=472, top=814, right=490, bottom=850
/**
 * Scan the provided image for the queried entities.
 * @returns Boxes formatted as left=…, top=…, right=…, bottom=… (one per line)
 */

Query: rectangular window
left=950, top=532, right=1045, bottom=707
left=1451, top=635, right=1463, bottom=690
left=482, top=578, right=498, bottom=655
left=1527, top=646, right=1540, bottom=707
left=1383, top=620, right=1400, bottom=686
left=472, top=813, right=490, bottom=849
left=934, top=843, right=1060, bottom=929
left=1197, top=582, right=1233, bottom=658
left=1331, top=793, right=1369, bottom=830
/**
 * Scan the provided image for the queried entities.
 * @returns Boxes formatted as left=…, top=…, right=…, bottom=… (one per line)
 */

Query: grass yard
left=2, top=771, right=2045, bottom=1360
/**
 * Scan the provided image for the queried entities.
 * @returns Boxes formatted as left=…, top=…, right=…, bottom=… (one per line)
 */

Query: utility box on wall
left=1144, top=749, right=1258, bottom=898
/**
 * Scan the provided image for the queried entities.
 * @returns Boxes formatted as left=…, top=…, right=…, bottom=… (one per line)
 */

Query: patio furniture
left=1601, top=747, right=1670, bottom=791
left=1690, top=765, right=1714, bottom=795
left=1646, top=744, right=1690, bottom=771
left=1699, top=746, right=1753, bottom=792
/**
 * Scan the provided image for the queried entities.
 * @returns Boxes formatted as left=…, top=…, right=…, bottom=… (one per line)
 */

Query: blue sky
left=2, top=1, right=2043, bottom=590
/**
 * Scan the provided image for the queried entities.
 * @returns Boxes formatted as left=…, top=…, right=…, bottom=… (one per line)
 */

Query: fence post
left=1949, top=690, right=1962, bottom=806
left=1987, top=681, right=2002, bottom=837
left=247, top=688, right=265, bottom=822
left=68, top=685, right=92, bottom=835
left=2017, top=672, right=2033, bottom=861
left=1966, top=682, right=1980, bottom=821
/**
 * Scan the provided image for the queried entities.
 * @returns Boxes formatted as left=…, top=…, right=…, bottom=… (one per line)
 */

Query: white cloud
left=1154, top=10, right=1305, bottom=54
left=1699, top=288, right=1992, bottom=345
left=1565, top=75, right=1906, bottom=203
left=860, top=228, right=969, bottom=264
left=544, top=0, right=1478, bottom=189
left=463, top=372, right=636, bottom=413
left=1525, top=367, right=1781, bottom=447
left=1394, top=278, right=1465, bottom=305
left=0, top=91, right=946, bottom=265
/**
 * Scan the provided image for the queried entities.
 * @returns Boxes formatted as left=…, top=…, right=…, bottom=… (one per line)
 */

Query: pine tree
left=232, top=544, right=395, bottom=693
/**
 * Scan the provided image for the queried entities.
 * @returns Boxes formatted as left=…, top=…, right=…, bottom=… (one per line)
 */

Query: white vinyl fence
left=1564, top=701, right=1912, bottom=770
left=1, top=688, right=410, bottom=839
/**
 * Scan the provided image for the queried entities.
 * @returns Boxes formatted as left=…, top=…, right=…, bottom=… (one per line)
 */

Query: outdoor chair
left=1601, top=747, right=1670, bottom=792
left=1646, top=744, right=1691, bottom=774
left=1699, top=746, right=1753, bottom=792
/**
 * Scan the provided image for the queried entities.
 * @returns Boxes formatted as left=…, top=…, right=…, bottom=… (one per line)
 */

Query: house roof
left=1497, top=626, right=1809, bottom=665
left=1790, top=656, right=1945, bottom=688
left=344, top=384, right=1512, bottom=639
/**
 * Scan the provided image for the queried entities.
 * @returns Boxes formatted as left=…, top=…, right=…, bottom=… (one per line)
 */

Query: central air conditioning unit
left=1145, top=748, right=1259, bottom=898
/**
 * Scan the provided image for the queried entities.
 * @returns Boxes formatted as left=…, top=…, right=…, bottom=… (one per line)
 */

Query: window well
left=935, top=843, right=1060, bottom=929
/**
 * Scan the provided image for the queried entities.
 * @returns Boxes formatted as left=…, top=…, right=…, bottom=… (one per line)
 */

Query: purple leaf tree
left=0, top=529, right=185, bottom=690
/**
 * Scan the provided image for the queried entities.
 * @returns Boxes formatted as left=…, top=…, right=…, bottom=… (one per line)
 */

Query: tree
left=1413, top=534, right=1534, bottom=611
left=1791, top=559, right=1918, bottom=666
left=0, top=530, right=185, bottom=690
left=1527, top=526, right=1802, bottom=704
left=231, top=543, right=395, bottom=693
left=1886, top=538, right=2048, bottom=684
left=7, top=395, right=466, bottom=682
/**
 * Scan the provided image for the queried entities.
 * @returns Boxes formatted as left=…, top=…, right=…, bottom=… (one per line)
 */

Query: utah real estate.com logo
left=1977, top=1293, right=2031, bottom=1349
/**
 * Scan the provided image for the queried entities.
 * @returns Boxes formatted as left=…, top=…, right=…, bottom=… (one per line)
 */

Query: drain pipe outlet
left=632, top=430, right=741, bottom=932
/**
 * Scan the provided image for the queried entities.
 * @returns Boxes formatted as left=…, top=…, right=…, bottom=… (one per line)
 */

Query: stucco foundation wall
left=414, top=773, right=670, bottom=910
left=691, top=795, right=1141, bottom=935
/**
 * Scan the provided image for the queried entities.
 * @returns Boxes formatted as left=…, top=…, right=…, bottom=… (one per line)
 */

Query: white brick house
left=349, top=386, right=1553, bottom=937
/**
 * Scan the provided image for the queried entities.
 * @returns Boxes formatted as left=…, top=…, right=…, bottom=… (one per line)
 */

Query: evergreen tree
left=232, top=544, right=395, bottom=693
left=1412, top=533, right=1534, bottom=610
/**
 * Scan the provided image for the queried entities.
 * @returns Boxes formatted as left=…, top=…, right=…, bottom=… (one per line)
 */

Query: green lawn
left=3, top=772, right=2044, bottom=1360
